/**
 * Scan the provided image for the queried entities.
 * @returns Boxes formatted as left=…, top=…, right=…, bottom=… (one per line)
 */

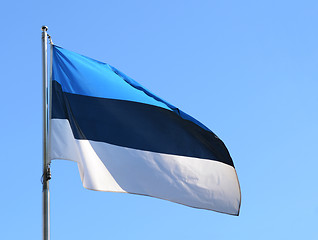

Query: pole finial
left=42, top=26, right=48, bottom=32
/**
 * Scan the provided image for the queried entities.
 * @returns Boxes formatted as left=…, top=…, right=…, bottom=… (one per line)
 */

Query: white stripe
left=50, top=119, right=241, bottom=215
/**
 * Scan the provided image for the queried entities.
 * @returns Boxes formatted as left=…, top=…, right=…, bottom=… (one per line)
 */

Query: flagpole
left=42, top=25, right=50, bottom=240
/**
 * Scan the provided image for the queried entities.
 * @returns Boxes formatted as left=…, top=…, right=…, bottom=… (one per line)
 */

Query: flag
left=50, top=45, right=241, bottom=215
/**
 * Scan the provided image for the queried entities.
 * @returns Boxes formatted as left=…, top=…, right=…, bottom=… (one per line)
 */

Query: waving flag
left=49, top=45, right=241, bottom=215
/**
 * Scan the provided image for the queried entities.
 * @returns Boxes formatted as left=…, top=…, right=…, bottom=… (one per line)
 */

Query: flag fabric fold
left=49, top=45, right=241, bottom=215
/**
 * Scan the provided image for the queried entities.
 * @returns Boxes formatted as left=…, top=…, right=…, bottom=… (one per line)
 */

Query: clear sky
left=1, top=0, right=317, bottom=239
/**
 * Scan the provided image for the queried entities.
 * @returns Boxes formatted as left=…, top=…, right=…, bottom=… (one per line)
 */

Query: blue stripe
left=52, top=46, right=171, bottom=110
left=52, top=45, right=211, bottom=132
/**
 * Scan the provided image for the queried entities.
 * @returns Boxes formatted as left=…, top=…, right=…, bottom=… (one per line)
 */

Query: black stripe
left=52, top=81, right=234, bottom=167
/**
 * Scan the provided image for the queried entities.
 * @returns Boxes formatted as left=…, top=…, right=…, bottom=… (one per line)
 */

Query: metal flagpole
left=42, top=25, right=51, bottom=240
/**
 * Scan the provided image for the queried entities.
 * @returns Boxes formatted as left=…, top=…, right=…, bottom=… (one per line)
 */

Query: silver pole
left=42, top=25, right=50, bottom=240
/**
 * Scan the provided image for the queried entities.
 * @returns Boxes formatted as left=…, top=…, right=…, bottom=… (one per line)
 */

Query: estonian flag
left=50, top=45, right=241, bottom=215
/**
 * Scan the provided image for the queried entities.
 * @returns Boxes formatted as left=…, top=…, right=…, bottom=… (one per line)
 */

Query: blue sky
left=1, top=0, right=317, bottom=239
